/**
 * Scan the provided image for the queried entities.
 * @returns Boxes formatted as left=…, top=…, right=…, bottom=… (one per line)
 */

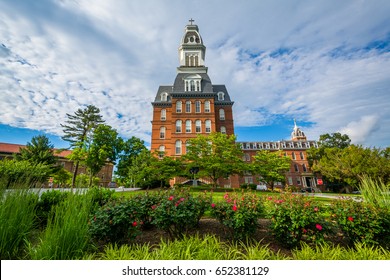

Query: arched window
left=220, top=126, right=226, bottom=134
left=160, top=109, right=166, bottom=121
left=160, top=92, right=168, bottom=101
left=300, top=152, right=304, bottom=160
left=292, top=152, right=296, bottom=160
left=302, top=164, right=307, bottom=172
left=175, top=140, right=182, bottom=155
left=245, top=153, right=250, bottom=161
left=185, top=101, right=191, bottom=113
left=195, top=120, right=201, bottom=133
left=196, top=81, right=200, bottom=91
left=195, top=100, right=201, bottom=113
left=176, top=101, right=182, bottom=113
left=159, top=127, right=166, bottom=139
left=219, top=109, right=225, bottom=120
left=158, top=145, right=165, bottom=158
left=195, top=56, right=199, bottom=66
left=185, top=120, right=192, bottom=133
left=205, top=120, right=211, bottom=133
left=190, top=80, right=195, bottom=91
left=218, top=92, right=225, bottom=101
left=204, top=100, right=210, bottom=113
left=294, top=164, right=299, bottom=172
left=185, top=81, right=189, bottom=91
left=176, top=120, right=182, bottom=133
left=185, top=141, right=190, bottom=154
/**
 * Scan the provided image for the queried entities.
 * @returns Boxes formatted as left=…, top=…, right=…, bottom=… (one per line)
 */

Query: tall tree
left=61, top=105, right=104, bottom=187
left=84, top=124, right=121, bottom=187
left=184, top=133, right=244, bottom=188
left=115, top=136, right=147, bottom=181
left=251, top=150, right=291, bottom=191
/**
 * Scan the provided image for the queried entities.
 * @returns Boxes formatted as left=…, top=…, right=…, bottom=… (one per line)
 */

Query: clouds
left=0, top=0, right=389, bottom=147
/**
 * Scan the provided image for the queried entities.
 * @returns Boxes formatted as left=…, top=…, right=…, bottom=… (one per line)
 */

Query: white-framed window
left=160, top=127, right=166, bottom=139
left=205, top=120, right=211, bottom=133
left=218, top=92, right=225, bottom=101
left=219, top=109, right=225, bottom=120
left=292, top=152, right=296, bottom=160
left=244, top=176, right=253, bottom=184
left=196, top=81, right=200, bottom=91
left=176, top=101, right=182, bottom=113
left=297, top=177, right=301, bottom=185
left=294, top=164, right=299, bottom=172
left=204, top=100, right=210, bottom=113
left=160, top=92, right=168, bottom=101
left=190, top=80, right=195, bottom=91
left=195, top=120, right=201, bottom=133
left=195, top=100, right=201, bottom=113
left=303, top=164, right=307, bottom=172
left=220, top=126, right=226, bottom=134
left=160, top=109, right=166, bottom=121
left=245, top=153, right=250, bottom=161
left=300, top=151, right=304, bottom=160
left=176, top=120, right=182, bottom=133
left=175, top=140, right=182, bottom=155
left=185, top=120, right=192, bottom=133
left=185, top=81, right=189, bottom=91
left=158, top=145, right=165, bottom=158
left=185, top=101, right=191, bottom=113
left=288, top=177, right=293, bottom=185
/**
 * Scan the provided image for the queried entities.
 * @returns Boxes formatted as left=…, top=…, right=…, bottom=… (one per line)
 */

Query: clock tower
left=151, top=20, right=235, bottom=163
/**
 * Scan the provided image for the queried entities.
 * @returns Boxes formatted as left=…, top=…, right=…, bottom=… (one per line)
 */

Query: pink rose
left=315, top=224, right=323, bottom=231
left=211, top=203, right=216, bottom=208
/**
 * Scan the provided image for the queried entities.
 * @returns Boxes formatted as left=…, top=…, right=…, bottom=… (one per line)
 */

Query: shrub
left=88, top=198, right=141, bottom=245
left=330, top=198, right=390, bottom=248
left=130, top=192, right=163, bottom=229
left=36, top=190, right=69, bottom=228
left=88, top=187, right=116, bottom=209
left=210, top=192, right=264, bottom=240
left=240, top=183, right=257, bottom=190
left=0, top=189, right=39, bottom=259
left=267, top=194, right=332, bottom=248
left=151, top=188, right=211, bottom=239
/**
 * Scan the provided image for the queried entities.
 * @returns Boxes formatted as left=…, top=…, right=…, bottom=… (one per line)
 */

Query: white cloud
left=340, top=115, right=381, bottom=145
left=0, top=0, right=389, bottom=147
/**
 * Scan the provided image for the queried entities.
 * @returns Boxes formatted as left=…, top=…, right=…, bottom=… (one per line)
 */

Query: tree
left=84, top=124, right=121, bottom=187
left=150, top=153, right=184, bottom=188
left=61, top=105, right=104, bottom=187
left=115, top=136, right=147, bottom=181
left=251, top=150, right=291, bottom=191
left=16, top=135, right=58, bottom=172
left=184, top=133, right=244, bottom=188
left=312, top=145, right=390, bottom=191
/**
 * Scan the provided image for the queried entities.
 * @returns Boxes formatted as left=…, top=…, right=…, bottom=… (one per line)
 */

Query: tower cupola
left=291, top=119, right=307, bottom=141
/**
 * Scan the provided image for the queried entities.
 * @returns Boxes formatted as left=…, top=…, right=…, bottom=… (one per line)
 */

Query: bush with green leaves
left=267, top=194, right=332, bottom=248
left=150, top=188, right=211, bottom=239
left=88, top=187, right=116, bottom=209
left=130, top=192, right=163, bottom=229
left=88, top=198, right=141, bottom=245
left=35, top=190, right=69, bottom=227
left=330, top=198, right=390, bottom=248
left=210, top=192, right=264, bottom=240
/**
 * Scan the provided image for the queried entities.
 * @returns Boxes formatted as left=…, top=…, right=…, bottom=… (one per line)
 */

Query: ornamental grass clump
left=150, top=188, right=211, bottom=239
left=330, top=198, right=390, bottom=248
left=210, top=192, right=264, bottom=240
left=268, top=194, right=332, bottom=248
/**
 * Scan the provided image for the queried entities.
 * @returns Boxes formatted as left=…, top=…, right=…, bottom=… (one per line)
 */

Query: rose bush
left=210, top=192, right=264, bottom=240
left=267, top=194, right=332, bottom=248
left=330, top=198, right=390, bottom=248
left=150, top=188, right=211, bottom=239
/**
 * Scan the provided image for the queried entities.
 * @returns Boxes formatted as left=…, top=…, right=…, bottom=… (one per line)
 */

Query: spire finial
left=294, top=119, right=297, bottom=128
left=189, top=18, right=194, bottom=25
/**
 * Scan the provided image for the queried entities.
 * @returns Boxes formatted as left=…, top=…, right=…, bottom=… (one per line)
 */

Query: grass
left=359, top=176, right=390, bottom=209
left=0, top=186, right=38, bottom=259
left=29, top=191, right=94, bottom=260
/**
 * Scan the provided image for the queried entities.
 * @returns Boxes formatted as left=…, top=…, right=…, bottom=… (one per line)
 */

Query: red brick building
left=0, top=142, right=113, bottom=187
left=151, top=21, right=321, bottom=190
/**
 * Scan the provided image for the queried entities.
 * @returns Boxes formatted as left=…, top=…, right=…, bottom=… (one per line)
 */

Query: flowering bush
left=130, top=192, right=163, bottom=229
left=88, top=198, right=141, bottom=245
left=150, top=188, right=211, bottom=239
left=210, top=192, right=264, bottom=240
left=267, top=194, right=332, bottom=248
left=330, top=198, right=390, bottom=248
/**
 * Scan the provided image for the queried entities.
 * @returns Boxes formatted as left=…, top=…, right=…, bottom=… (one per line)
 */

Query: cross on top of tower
left=189, top=18, right=194, bottom=25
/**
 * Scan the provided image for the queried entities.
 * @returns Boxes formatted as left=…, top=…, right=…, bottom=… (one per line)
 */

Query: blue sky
left=1, top=0, right=389, bottom=148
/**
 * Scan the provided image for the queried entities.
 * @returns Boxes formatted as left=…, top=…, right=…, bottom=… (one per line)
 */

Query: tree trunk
left=88, top=172, right=93, bottom=188
left=71, top=161, right=79, bottom=188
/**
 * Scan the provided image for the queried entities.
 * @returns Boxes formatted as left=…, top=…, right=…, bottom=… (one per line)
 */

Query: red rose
left=315, top=224, right=323, bottom=231
left=232, top=205, right=237, bottom=211
left=132, top=221, right=137, bottom=227
left=168, top=196, right=174, bottom=201
left=211, top=203, right=216, bottom=208
left=348, top=216, right=354, bottom=222
left=314, top=207, right=319, bottom=212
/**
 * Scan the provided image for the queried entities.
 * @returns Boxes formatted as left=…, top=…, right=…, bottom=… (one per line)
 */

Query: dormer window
left=161, top=92, right=168, bottom=101
left=184, top=74, right=202, bottom=92
left=217, top=92, right=225, bottom=101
